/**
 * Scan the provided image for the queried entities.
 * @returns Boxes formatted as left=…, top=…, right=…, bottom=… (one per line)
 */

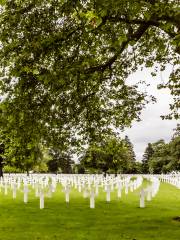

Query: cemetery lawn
left=0, top=182, right=180, bottom=240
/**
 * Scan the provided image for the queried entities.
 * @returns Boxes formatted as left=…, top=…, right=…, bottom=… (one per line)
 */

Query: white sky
left=121, top=65, right=179, bottom=161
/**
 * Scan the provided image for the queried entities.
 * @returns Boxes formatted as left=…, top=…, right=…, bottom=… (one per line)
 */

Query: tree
left=80, top=135, right=131, bottom=174
left=5, top=141, right=43, bottom=175
left=144, top=136, right=180, bottom=174
left=148, top=139, right=171, bottom=174
left=167, top=136, right=180, bottom=171
left=124, top=135, right=136, bottom=162
left=0, top=101, right=45, bottom=174
left=123, top=135, right=137, bottom=173
left=73, top=164, right=85, bottom=174
left=47, top=149, right=74, bottom=173
left=0, top=143, right=5, bottom=177
left=80, top=145, right=110, bottom=174
left=32, top=146, right=51, bottom=173
left=172, top=124, right=180, bottom=139
left=0, top=0, right=179, bottom=165
left=134, top=162, right=143, bottom=174
left=142, top=143, right=154, bottom=173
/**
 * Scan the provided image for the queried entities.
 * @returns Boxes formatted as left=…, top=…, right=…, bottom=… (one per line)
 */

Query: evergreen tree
left=142, top=143, right=154, bottom=173
left=0, top=143, right=5, bottom=177
left=124, top=136, right=136, bottom=162
left=172, top=124, right=180, bottom=139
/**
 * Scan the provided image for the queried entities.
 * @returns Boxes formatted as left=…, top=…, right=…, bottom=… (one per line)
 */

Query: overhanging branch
left=85, top=22, right=151, bottom=74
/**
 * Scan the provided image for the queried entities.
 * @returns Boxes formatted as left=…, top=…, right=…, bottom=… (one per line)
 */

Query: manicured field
left=0, top=182, right=180, bottom=240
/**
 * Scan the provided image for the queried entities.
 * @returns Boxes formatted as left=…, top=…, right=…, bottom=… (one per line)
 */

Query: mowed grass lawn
left=0, top=181, right=180, bottom=240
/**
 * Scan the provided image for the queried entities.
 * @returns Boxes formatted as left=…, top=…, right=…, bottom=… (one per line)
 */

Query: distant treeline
left=0, top=125, right=179, bottom=176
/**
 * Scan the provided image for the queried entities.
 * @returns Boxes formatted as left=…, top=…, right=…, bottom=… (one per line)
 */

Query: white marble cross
left=4, top=183, right=8, bottom=195
left=64, top=184, right=71, bottom=203
left=105, top=184, right=111, bottom=202
left=95, top=183, right=99, bottom=196
left=47, top=184, right=53, bottom=198
left=40, top=190, right=44, bottom=209
left=12, top=183, right=17, bottom=199
left=125, top=183, right=129, bottom=195
left=117, top=181, right=122, bottom=198
left=146, top=187, right=152, bottom=201
left=90, top=188, right=95, bottom=208
left=83, top=187, right=89, bottom=198
left=130, top=182, right=134, bottom=192
left=140, top=189, right=145, bottom=208
left=24, top=185, right=29, bottom=203
left=78, top=183, right=82, bottom=193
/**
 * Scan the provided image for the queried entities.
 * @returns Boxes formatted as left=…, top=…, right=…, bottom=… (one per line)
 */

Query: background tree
left=0, top=143, right=5, bottom=177
left=80, top=135, right=132, bottom=174
left=166, top=136, right=180, bottom=171
left=124, top=136, right=136, bottom=161
left=172, top=124, right=180, bottom=139
left=148, top=140, right=172, bottom=174
left=47, top=149, right=74, bottom=173
left=4, top=140, right=43, bottom=175
left=134, top=162, right=143, bottom=174
left=32, top=147, right=51, bottom=173
left=142, top=135, right=180, bottom=174
left=73, top=164, right=85, bottom=174
left=123, top=135, right=137, bottom=173
left=142, top=143, right=154, bottom=173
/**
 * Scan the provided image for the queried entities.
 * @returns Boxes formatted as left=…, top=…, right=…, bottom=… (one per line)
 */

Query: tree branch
left=85, top=22, right=151, bottom=74
left=106, top=16, right=160, bottom=27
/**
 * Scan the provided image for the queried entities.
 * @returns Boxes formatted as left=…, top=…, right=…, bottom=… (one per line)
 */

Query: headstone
left=24, top=185, right=28, bottom=203
left=117, top=181, right=122, bottom=198
left=78, top=183, right=82, bottom=193
left=125, top=183, right=128, bottom=194
left=40, top=190, right=44, bottom=209
left=12, top=183, right=17, bottom=199
left=130, top=183, right=134, bottom=192
left=83, top=187, right=89, bottom=198
left=64, top=184, right=70, bottom=203
left=35, top=184, right=39, bottom=197
left=106, top=184, right=111, bottom=202
left=140, top=189, right=145, bottom=208
left=146, top=188, right=152, bottom=201
left=47, top=184, right=53, bottom=198
left=4, top=183, right=8, bottom=195
left=90, top=189, right=95, bottom=208
left=95, top=183, right=99, bottom=196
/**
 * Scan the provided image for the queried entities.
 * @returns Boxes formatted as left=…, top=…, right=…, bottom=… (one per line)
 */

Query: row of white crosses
left=0, top=174, right=54, bottom=209
left=59, top=174, right=131, bottom=208
left=139, top=176, right=160, bottom=208
left=0, top=174, right=143, bottom=209
left=60, top=175, right=143, bottom=208
left=159, top=173, right=180, bottom=189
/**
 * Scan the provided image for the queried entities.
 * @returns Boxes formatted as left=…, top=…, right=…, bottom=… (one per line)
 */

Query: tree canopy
left=143, top=131, right=180, bottom=174
left=142, top=143, right=154, bottom=173
left=0, top=0, right=179, bottom=165
left=80, top=135, right=133, bottom=174
left=47, top=149, right=74, bottom=173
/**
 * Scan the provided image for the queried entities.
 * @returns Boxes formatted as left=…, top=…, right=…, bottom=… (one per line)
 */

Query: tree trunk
left=0, top=166, right=3, bottom=178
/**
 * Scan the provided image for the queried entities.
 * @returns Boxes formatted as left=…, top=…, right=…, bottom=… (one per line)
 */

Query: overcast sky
left=121, top=65, right=179, bottom=161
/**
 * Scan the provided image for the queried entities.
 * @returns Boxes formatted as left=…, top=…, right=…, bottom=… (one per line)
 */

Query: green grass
left=0, top=181, right=180, bottom=240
